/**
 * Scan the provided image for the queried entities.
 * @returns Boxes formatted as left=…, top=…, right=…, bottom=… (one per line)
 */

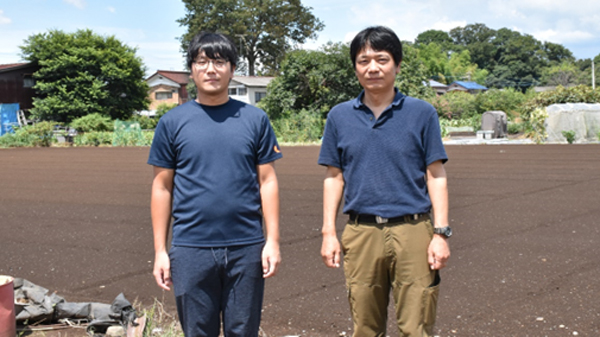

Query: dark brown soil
left=1, top=145, right=599, bottom=336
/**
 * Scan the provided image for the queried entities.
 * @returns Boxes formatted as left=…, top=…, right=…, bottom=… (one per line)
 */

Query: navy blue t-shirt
left=318, top=89, right=447, bottom=218
left=148, top=99, right=282, bottom=247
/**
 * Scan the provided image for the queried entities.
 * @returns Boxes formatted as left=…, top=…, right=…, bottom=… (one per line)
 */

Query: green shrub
left=0, top=121, right=55, bottom=147
left=507, top=122, right=524, bottom=134
left=520, top=85, right=600, bottom=119
left=0, top=129, right=38, bottom=147
left=272, top=109, right=324, bottom=143
left=475, top=88, right=527, bottom=119
left=143, top=130, right=154, bottom=145
left=73, top=131, right=113, bottom=146
left=155, top=103, right=178, bottom=119
left=429, top=96, right=452, bottom=119
left=70, top=113, right=113, bottom=132
left=439, top=114, right=481, bottom=137
left=426, top=92, right=477, bottom=120
left=597, top=131, right=600, bottom=141
left=524, top=107, right=548, bottom=144
left=128, top=114, right=157, bottom=129
left=562, top=130, right=576, bottom=144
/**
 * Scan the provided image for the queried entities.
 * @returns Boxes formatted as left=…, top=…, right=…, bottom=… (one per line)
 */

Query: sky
left=1, top=0, right=599, bottom=77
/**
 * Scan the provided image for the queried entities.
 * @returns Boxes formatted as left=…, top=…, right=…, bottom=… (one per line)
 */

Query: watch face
left=435, top=226, right=452, bottom=238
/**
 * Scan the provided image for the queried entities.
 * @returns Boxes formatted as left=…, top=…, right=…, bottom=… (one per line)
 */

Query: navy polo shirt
left=318, top=89, right=447, bottom=218
left=148, top=99, right=282, bottom=247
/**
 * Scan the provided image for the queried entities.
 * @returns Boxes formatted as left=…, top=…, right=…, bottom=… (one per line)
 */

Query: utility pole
left=592, top=61, right=596, bottom=90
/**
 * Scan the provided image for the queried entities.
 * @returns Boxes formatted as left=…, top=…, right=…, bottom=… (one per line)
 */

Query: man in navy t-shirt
left=148, top=32, right=282, bottom=337
left=318, top=26, right=451, bottom=336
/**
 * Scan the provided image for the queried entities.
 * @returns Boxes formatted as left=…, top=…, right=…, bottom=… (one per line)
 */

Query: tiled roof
left=452, top=81, right=487, bottom=90
left=154, top=70, right=190, bottom=85
left=231, top=76, right=274, bottom=87
left=0, top=63, right=30, bottom=71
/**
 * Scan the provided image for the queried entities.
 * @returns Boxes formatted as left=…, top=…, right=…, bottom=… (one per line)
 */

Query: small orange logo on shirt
left=273, top=145, right=281, bottom=153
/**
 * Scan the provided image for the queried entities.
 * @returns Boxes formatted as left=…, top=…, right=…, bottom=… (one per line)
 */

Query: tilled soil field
left=1, top=145, right=599, bottom=336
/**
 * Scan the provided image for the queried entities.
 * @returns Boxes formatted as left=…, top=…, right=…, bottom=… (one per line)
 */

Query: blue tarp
left=1, top=103, right=20, bottom=136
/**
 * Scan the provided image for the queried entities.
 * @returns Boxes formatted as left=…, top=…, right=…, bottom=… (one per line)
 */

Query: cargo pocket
left=421, top=270, right=441, bottom=334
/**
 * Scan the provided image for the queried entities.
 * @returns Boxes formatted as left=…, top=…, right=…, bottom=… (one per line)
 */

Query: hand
left=262, top=239, right=281, bottom=278
left=153, top=251, right=172, bottom=291
left=321, top=234, right=341, bottom=268
left=428, top=235, right=450, bottom=270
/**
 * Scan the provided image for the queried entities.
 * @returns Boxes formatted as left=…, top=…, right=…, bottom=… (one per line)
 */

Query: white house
left=228, top=76, right=274, bottom=105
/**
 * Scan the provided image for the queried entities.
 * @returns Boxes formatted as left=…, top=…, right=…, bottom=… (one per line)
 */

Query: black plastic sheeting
left=14, top=278, right=137, bottom=333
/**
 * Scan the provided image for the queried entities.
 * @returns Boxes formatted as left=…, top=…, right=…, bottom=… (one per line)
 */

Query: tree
left=417, top=43, right=488, bottom=85
left=542, top=42, right=575, bottom=65
left=259, top=42, right=360, bottom=121
left=20, top=29, right=149, bottom=123
left=178, top=0, right=324, bottom=76
left=395, top=43, right=434, bottom=99
left=450, top=23, right=497, bottom=71
left=415, top=30, right=454, bottom=51
left=541, top=61, right=583, bottom=86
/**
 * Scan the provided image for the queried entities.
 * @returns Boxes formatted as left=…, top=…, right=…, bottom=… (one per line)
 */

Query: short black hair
left=350, top=26, right=403, bottom=68
left=186, top=32, right=238, bottom=70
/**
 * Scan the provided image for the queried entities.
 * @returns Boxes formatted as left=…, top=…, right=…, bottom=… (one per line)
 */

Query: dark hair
left=350, top=26, right=403, bottom=68
left=186, top=32, right=238, bottom=70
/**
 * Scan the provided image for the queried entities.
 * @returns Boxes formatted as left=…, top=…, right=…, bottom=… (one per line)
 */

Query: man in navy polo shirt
left=148, top=32, right=282, bottom=337
left=319, top=26, right=451, bottom=336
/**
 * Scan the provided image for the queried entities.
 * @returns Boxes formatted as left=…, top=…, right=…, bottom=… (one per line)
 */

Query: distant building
left=424, top=79, right=449, bottom=95
left=145, top=72, right=274, bottom=110
left=447, top=81, right=488, bottom=94
left=145, top=70, right=191, bottom=110
left=0, top=62, right=39, bottom=109
left=229, top=76, right=274, bottom=105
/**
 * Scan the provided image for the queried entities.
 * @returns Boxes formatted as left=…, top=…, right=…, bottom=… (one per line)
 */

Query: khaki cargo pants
left=341, top=215, right=440, bottom=337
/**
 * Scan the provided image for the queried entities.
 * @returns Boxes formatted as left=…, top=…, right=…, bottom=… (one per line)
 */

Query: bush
left=0, top=129, right=38, bottom=148
left=73, top=131, right=114, bottom=146
left=474, top=88, right=527, bottom=119
left=562, top=130, right=576, bottom=144
left=271, top=109, right=324, bottom=143
left=70, top=113, right=113, bottom=132
left=507, top=122, right=524, bottom=134
left=128, top=114, right=157, bottom=130
left=429, top=96, right=452, bottom=119
left=155, top=103, right=178, bottom=119
left=426, top=92, right=477, bottom=119
left=520, top=85, right=600, bottom=119
left=524, top=107, right=548, bottom=144
left=0, top=121, right=55, bottom=147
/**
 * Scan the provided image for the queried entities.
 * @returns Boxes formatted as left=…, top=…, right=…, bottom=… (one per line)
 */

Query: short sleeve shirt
left=318, top=89, right=447, bottom=217
left=148, top=99, right=282, bottom=247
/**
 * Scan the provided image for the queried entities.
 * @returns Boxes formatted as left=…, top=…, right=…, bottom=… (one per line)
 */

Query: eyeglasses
left=194, top=58, right=228, bottom=69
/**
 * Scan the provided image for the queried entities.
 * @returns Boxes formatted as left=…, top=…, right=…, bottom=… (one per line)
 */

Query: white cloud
left=0, top=10, right=12, bottom=24
left=107, top=7, right=116, bottom=13
left=63, top=0, right=85, bottom=9
left=431, top=19, right=467, bottom=32
left=533, top=29, right=595, bottom=44
left=343, top=31, right=358, bottom=43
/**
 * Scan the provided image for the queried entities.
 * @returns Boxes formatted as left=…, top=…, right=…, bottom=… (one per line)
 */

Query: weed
left=562, top=130, right=576, bottom=144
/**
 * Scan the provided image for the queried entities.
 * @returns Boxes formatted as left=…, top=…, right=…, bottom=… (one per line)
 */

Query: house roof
left=451, top=81, right=487, bottom=90
left=0, top=63, right=28, bottom=70
left=158, top=70, right=190, bottom=85
left=231, top=76, right=274, bottom=87
left=0, top=62, right=34, bottom=73
left=426, top=79, right=448, bottom=88
left=147, top=70, right=190, bottom=85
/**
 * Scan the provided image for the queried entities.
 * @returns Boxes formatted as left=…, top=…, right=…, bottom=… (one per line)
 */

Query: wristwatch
left=433, top=226, right=453, bottom=238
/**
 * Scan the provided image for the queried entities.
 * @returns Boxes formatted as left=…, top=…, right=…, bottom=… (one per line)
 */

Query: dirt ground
left=1, top=145, right=599, bottom=336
